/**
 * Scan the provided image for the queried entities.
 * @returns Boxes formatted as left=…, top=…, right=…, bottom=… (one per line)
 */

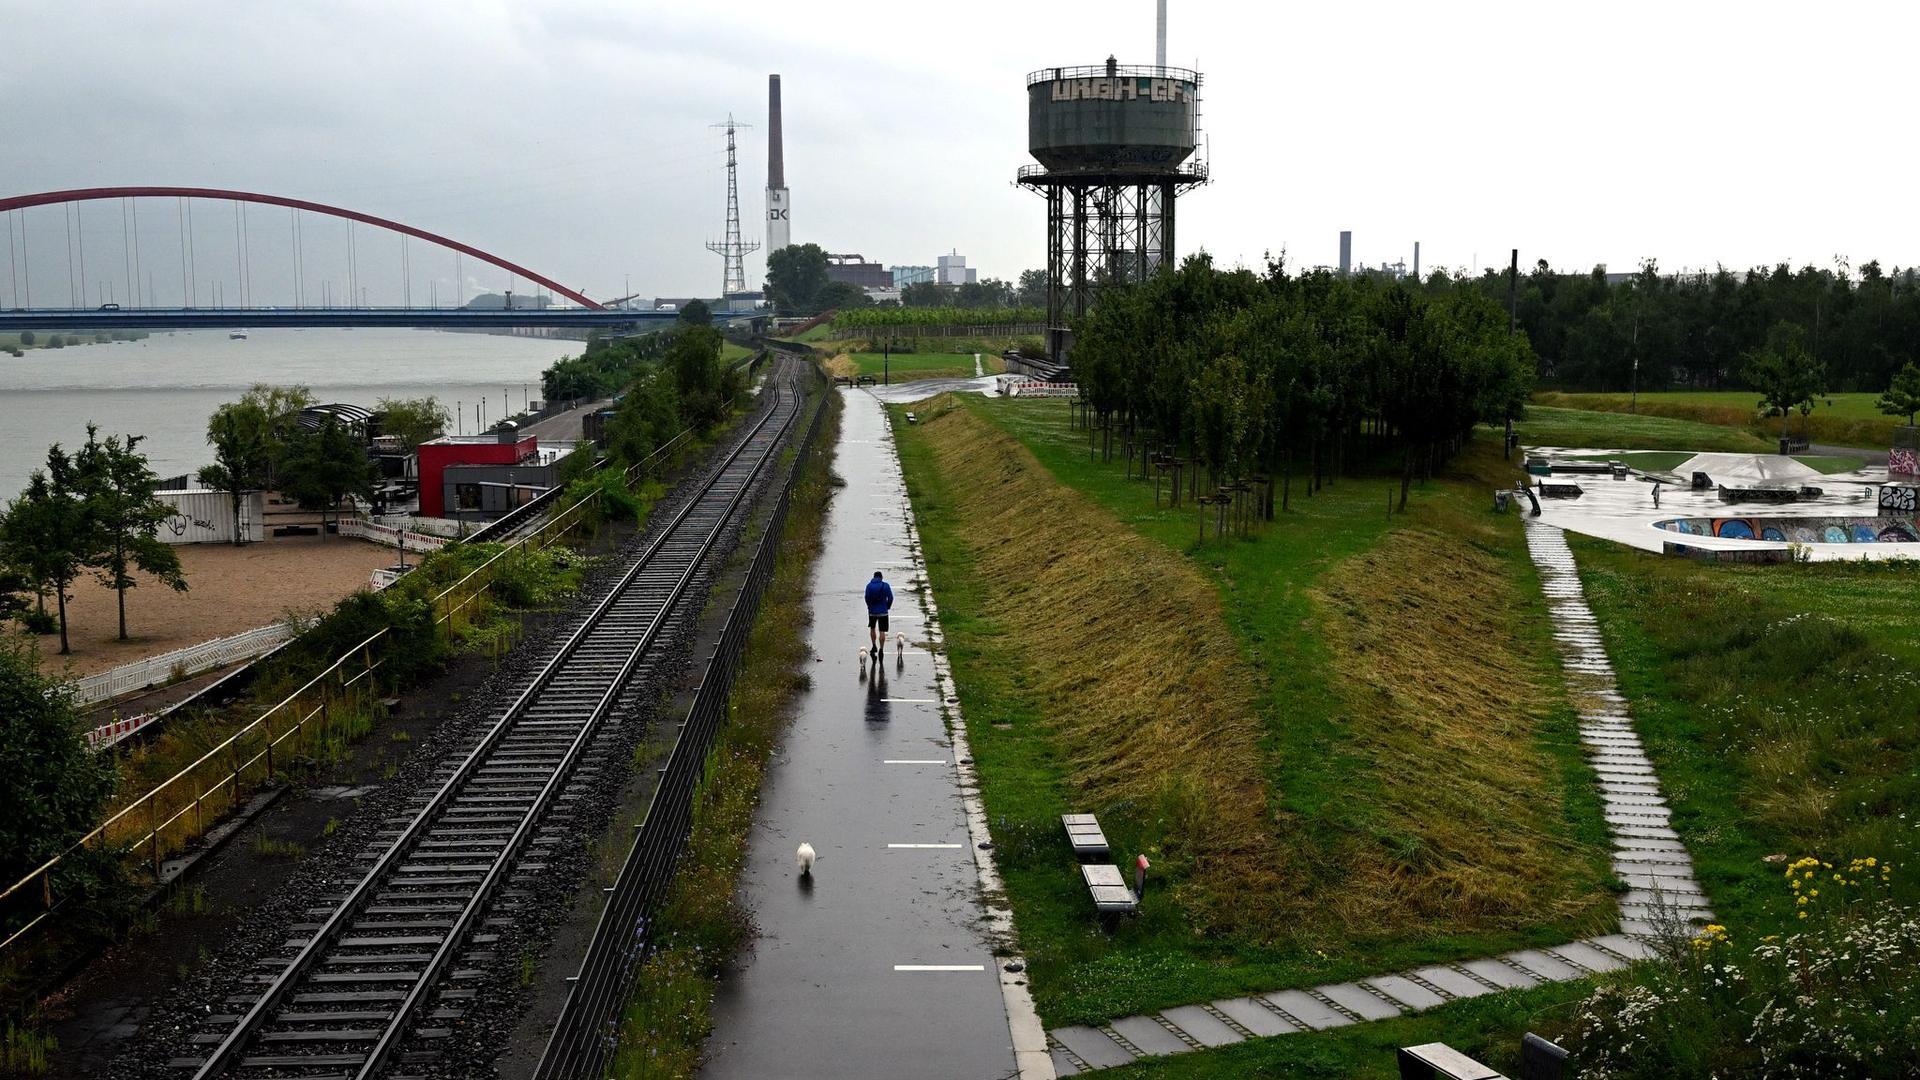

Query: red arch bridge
left=0, top=187, right=708, bottom=331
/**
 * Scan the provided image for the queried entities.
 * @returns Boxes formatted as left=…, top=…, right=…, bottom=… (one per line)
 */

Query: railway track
left=169, top=367, right=806, bottom=1080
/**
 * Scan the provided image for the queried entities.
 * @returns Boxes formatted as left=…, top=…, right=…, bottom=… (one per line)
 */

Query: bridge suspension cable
left=0, top=187, right=601, bottom=310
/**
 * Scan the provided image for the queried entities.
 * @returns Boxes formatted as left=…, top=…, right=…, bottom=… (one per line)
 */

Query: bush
left=1568, top=861, right=1916, bottom=1078
left=0, top=638, right=118, bottom=888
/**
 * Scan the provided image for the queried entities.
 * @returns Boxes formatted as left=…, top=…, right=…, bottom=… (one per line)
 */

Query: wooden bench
left=1062, top=814, right=1136, bottom=917
left=1061, top=813, right=1110, bottom=861
left=1398, top=1034, right=1567, bottom=1080
left=1080, top=863, right=1137, bottom=917
left=1397, top=1043, right=1507, bottom=1080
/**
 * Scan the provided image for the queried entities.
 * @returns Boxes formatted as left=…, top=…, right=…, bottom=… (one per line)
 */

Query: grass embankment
left=608, top=391, right=840, bottom=1078
left=1552, top=450, right=1867, bottom=475
left=816, top=336, right=1019, bottom=382
left=894, top=396, right=1613, bottom=1031
left=1534, top=390, right=1901, bottom=450
left=1510, top=406, right=1771, bottom=453
left=1569, top=538, right=1920, bottom=932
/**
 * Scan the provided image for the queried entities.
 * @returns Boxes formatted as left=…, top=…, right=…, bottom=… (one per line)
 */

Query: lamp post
left=883, top=334, right=891, bottom=387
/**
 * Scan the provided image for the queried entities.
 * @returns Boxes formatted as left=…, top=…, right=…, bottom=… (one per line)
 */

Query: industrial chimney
left=767, top=74, right=791, bottom=255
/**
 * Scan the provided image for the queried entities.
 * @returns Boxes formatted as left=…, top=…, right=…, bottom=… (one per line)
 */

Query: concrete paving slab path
left=702, top=390, right=1025, bottom=1080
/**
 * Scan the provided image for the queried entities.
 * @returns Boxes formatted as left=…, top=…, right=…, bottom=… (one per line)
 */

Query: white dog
left=796, top=842, right=817, bottom=878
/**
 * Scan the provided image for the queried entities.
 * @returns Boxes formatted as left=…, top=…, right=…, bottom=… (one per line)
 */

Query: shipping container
left=156, top=489, right=265, bottom=544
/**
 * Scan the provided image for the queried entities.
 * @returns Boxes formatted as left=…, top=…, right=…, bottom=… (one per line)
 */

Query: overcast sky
left=3, top=0, right=1917, bottom=306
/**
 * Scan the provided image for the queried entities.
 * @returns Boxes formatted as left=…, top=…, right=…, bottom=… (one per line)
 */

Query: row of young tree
left=541, top=312, right=749, bottom=470
left=1073, top=256, right=1534, bottom=510
left=1432, top=258, right=1920, bottom=393
left=0, top=429, right=188, bottom=653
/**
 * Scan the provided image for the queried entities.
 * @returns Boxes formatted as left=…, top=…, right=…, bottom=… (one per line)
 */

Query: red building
left=416, top=431, right=539, bottom=518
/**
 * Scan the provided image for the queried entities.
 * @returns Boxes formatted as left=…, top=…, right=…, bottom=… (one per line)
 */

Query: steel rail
left=188, top=373, right=802, bottom=1079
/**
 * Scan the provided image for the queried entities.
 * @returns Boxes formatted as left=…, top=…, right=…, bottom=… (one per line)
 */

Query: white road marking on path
left=894, top=965, right=986, bottom=972
left=883, top=759, right=949, bottom=765
left=882, top=698, right=937, bottom=703
left=887, top=843, right=964, bottom=849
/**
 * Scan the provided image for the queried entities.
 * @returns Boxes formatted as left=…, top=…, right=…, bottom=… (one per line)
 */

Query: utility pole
left=706, top=116, right=760, bottom=300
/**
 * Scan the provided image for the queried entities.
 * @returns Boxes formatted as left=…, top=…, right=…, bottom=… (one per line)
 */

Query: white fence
left=1004, top=379, right=1079, bottom=398
left=69, top=621, right=296, bottom=708
left=338, top=516, right=449, bottom=553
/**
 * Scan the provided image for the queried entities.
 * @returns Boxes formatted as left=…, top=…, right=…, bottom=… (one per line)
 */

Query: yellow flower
left=1796, top=895, right=1808, bottom=905
left=1798, top=911, right=1809, bottom=920
left=1809, top=890, right=1819, bottom=898
left=1866, top=857, right=1877, bottom=867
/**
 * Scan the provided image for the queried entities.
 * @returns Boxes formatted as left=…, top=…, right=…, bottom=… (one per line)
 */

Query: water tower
left=1018, top=55, right=1207, bottom=363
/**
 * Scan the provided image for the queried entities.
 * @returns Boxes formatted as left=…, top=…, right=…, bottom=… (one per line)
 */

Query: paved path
left=702, top=389, right=1027, bottom=1080
left=519, top=397, right=610, bottom=442
left=1046, top=521, right=1702, bottom=1073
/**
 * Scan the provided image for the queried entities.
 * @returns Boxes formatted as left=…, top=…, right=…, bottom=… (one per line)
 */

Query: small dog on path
left=796, top=842, right=816, bottom=878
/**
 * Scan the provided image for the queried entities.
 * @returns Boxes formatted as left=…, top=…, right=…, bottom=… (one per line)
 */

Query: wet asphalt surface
left=701, top=389, right=1017, bottom=1080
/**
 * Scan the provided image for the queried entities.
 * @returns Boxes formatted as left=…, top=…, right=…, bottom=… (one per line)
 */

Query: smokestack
left=768, top=75, right=784, bottom=190
left=1338, top=231, right=1352, bottom=278
left=1413, top=241, right=1420, bottom=281
left=766, top=75, right=791, bottom=254
left=1156, top=0, right=1167, bottom=66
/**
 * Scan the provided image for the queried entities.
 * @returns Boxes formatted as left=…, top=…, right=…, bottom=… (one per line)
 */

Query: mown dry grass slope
left=1310, top=510, right=1609, bottom=935
left=897, top=395, right=1613, bottom=1024
left=908, top=396, right=1280, bottom=933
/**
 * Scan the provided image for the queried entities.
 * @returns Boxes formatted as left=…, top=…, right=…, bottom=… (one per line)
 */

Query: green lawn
left=1534, top=391, right=1905, bottom=451
left=848, top=350, right=995, bottom=380
left=1552, top=450, right=1867, bottom=474
left=896, top=396, right=1614, bottom=1030
left=1570, top=538, right=1920, bottom=937
left=1511, top=406, right=1772, bottom=452
left=1553, top=390, right=1891, bottom=422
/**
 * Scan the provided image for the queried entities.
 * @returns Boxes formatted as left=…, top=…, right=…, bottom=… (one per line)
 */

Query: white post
left=1156, top=0, right=1167, bottom=66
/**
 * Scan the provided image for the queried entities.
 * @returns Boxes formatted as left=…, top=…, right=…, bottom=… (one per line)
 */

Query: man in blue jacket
left=865, top=570, right=893, bottom=659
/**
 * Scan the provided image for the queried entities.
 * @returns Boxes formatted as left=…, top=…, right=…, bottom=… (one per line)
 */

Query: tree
left=765, top=243, right=830, bottom=313
left=375, top=396, right=451, bottom=452
left=901, top=281, right=949, bottom=308
left=198, top=401, right=270, bottom=546
left=0, top=636, right=117, bottom=886
left=1877, top=362, right=1920, bottom=427
left=666, top=326, right=728, bottom=433
left=1743, top=321, right=1825, bottom=439
left=277, top=418, right=377, bottom=537
left=5, top=449, right=92, bottom=654
left=76, top=427, right=187, bottom=640
left=678, top=298, right=713, bottom=326
left=238, top=383, right=316, bottom=483
left=1016, top=269, right=1048, bottom=308
left=815, top=281, right=871, bottom=312
left=18, top=330, right=34, bottom=346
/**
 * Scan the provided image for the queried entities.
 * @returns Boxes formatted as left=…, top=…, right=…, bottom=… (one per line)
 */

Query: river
left=0, top=328, right=580, bottom=501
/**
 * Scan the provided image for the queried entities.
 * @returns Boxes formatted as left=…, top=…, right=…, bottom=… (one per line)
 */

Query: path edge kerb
left=877, top=392, right=1055, bottom=1080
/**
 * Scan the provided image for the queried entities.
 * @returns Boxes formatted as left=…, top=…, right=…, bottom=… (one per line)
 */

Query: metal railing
left=0, top=457, right=609, bottom=962
left=0, top=630, right=387, bottom=954
left=535, top=365, right=829, bottom=1078
left=1027, top=63, right=1200, bottom=86
left=0, top=370, right=781, bottom=973
left=69, top=622, right=298, bottom=707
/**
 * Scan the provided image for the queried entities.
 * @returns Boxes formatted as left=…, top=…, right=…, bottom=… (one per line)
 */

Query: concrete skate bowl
left=1657, top=515, right=1920, bottom=544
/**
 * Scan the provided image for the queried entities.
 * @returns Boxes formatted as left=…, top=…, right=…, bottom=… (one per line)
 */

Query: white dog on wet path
left=796, top=841, right=816, bottom=878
